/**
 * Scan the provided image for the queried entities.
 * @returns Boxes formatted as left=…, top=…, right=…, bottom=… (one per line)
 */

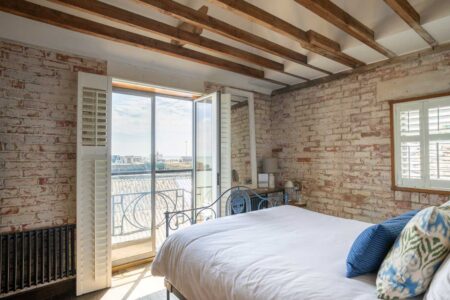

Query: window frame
left=390, top=91, right=450, bottom=195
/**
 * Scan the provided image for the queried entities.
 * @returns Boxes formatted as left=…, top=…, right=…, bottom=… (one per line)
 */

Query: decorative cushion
left=425, top=254, right=450, bottom=300
left=376, top=206, right=450, bottom=299
left=346, top=210, right=418, bottom=278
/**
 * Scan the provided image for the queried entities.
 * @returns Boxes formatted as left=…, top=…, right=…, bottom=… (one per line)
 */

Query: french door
left=110, top=88, right=155, bottom=267
left=193, top=91, right=231, bottom=217
left=193, top=92, right=220, bottom=215
left=111, top=88, right=195, bottom=265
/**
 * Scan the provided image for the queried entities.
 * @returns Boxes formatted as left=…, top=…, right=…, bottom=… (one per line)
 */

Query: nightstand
left=288, top=201, right=306, bottom=208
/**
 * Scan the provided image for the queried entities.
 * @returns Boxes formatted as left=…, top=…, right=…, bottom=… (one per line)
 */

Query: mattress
left=152, top=205, right=423, bottom=300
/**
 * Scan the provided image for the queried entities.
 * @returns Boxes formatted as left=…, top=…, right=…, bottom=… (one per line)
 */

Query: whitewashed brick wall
left=271, top=48, right=450, bottom=223
left=0, top=38, right=106, bottom=232
left=2, top=37, right=449, bottom=232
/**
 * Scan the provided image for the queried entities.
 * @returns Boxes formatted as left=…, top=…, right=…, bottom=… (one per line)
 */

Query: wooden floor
left=64, top=264, right=179, bottom=300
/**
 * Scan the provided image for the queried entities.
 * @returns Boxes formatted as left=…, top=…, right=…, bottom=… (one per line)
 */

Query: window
left=391, top=94, right=450, bottom=193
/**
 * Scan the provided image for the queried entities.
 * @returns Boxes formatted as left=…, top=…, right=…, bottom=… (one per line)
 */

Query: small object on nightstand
left=288, top=201, right=306, bottom=208
left=284, top=181, right=297, bottom=203
left=258, top=173, right=269, bottom=188
left=263, top=158, right=279, bottom=188
left=293, top=181, right=305, bottom=205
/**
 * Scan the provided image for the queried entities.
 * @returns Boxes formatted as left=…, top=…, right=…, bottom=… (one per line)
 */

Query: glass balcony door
left=194, top=92, right=220, bottom=218
left=111, top=88, right=195, bottom=267
left=111, top=89, right=155, bottom=267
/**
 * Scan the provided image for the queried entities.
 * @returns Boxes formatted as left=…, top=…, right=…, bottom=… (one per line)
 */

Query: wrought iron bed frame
left=162, top=186, right=288, bottom=299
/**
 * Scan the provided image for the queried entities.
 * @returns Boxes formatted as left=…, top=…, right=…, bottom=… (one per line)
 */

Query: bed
left=152, top=205, right=423, bottom=300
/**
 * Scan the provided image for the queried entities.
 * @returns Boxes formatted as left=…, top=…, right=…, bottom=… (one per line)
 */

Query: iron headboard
left=164, top=186, right=288, bottom=237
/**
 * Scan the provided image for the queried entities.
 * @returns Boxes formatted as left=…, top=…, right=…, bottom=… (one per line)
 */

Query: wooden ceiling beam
left=273, top=42, right=450, bottom=96
left=50, top=0, right=283, bottom=72
left=295, top=0, right=396, bottom=58
left=383, top=0, right=438, bottom=47
left=207, top=0, right=364, bottom=68
left=135, top=0, right=333, bottom=74
left=0, top=0, right=279, bottom=83
left=171, top=5, right=208, bottom=47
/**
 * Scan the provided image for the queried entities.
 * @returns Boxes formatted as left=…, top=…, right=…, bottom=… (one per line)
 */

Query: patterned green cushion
left=376, top=206, right=450, bottom=299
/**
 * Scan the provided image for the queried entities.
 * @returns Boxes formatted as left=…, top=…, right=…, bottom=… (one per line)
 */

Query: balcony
left=112, top=169, right=193, bottom=244
left=111, top=169, right=214, bottom=266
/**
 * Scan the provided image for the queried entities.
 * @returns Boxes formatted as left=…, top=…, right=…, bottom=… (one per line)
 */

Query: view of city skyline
left=112, top=92, right=193, bottom=158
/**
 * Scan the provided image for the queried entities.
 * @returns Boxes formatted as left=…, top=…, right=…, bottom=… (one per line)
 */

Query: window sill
left=392, top=185, right=450, bottom=195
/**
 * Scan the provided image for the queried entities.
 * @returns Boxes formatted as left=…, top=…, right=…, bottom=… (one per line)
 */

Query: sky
left=111, top=92, right=193, bottom=157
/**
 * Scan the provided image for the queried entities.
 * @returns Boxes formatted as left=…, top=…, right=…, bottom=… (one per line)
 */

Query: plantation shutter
left=394, top=102, right=423, bottom=187
left=76, top=72, right=112, bottom=295
left=393, top=95, right=450, bottom=191
left=220, top=93, right=232, bottom=216
left=426, top=98, right=450, bottom=189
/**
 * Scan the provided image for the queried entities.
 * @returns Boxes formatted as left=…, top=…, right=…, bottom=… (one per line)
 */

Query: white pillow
left=425, top=254, right=450, bottom=300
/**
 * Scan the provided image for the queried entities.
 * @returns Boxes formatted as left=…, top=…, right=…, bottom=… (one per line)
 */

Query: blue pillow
left=346, top=209, right=418, bottom=278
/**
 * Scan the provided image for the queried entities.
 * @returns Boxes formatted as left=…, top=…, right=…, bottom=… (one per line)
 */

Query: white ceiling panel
left=0, top=0, right=449, bottom=93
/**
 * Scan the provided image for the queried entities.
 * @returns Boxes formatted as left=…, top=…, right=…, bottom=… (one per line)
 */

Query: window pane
left=155, top=96, right=193, bottom=170
left=429, top=106, right=450, bottom=134
left=429, top=140, right=450, bottom=180
left=400, top=110, right=420, bottom=136
left=400, top=142, right=421, bottom=179
left=111, top=92, right=152, bottom=248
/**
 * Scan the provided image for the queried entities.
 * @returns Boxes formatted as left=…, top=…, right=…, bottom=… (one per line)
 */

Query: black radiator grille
left=0, top=224, right=76, bottom=295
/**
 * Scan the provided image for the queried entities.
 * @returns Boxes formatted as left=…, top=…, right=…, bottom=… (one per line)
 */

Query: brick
left=0, top=207, right=20, bottom=215
left=0, top=38, right=106, bottom=233
left=296, top=157, right=311, bottom=162
left=4, top=178, right=38, bottom=187
left=270, top=46, right=450, bottom=223
left=0, top=41, right=24, bottom=53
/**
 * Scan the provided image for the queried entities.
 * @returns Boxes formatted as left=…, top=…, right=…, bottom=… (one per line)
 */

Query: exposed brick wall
left=271, top=48, right=450, bottom=223
left=0, top=38, right=107, bottom=232
left=4, top=37, right=448, bottom=233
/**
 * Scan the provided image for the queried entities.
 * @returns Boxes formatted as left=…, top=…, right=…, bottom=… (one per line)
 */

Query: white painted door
left=76, top=72, right=112, bottom=295
left=193, top=92, right=221, bottom=216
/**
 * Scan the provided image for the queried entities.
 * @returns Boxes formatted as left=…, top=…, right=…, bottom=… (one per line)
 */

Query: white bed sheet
left=152, top=206, right=422, bottom=300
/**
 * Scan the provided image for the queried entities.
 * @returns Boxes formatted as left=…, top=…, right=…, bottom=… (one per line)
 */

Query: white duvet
left=152, top=206, right=422, bottom=300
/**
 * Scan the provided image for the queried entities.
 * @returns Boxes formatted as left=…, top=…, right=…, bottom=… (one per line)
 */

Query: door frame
left=111, top=86, right=196, bottom=266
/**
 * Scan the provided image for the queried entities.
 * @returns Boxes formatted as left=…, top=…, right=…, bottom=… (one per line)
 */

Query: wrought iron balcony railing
left=111, top=169, right=193, bottom=244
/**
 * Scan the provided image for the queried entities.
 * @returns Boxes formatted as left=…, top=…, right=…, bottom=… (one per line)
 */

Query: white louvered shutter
left=394, top=95, right=450, bottom=191
left=426, top=98, right=450, bottom=189
left=220, top=94, right=232, bottom=216
left=397, top=105, right=422, bottom=184
left=76, top=72, right=112, bottom=295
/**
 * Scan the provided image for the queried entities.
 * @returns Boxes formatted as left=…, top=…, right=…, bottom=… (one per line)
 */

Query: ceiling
left=0, top=0, right=450, bottom=94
